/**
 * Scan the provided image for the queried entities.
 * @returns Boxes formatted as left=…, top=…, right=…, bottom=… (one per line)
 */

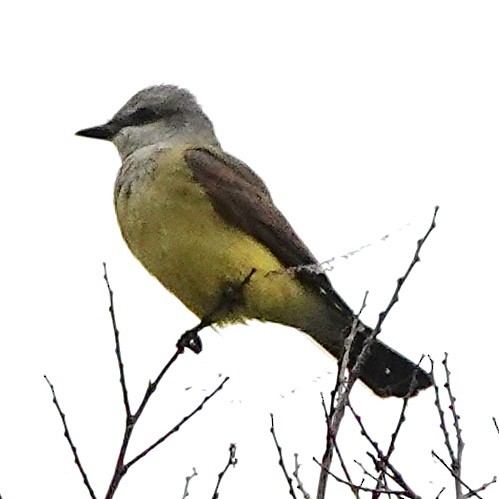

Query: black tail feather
left=349, top=331, right=433, bottom=398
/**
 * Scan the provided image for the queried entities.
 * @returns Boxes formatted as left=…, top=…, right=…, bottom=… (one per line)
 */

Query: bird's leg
left=217, top=267, right=257, bottom=316
left=177, top=268, right=257, bottom=354
left=176, top=318, right=209, bottom=354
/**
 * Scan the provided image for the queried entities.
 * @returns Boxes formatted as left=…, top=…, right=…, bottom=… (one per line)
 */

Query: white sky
left=1, top=1, right=498, bottom=498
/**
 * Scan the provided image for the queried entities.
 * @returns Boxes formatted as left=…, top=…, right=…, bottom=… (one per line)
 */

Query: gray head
left=76, top=85, right=219, bottom=159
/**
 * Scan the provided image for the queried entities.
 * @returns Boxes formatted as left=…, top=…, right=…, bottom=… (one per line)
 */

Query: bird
left=76, top=85, right=432, bottom=398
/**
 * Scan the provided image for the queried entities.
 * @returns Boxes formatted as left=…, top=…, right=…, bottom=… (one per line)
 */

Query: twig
left=104, top=345, right=183, bottom=498
left=354, top=459, right=380, bottom=483
left=103, top=263, right=131, bottom=418
left=292, top=454, right=311, bottom=499
left=370, top=357, right=424, bottom=493
left=316, top=206, right=438, bottom=499
left=443, top=354, right=464, bottom=495
left=181, top=468, right=198, bottom=499
left=430, top=357, right=457, bottom=465
left=101, top=265, right=227, bottom=498
left=323, top=467, right=414, bottom=497
left=348, top=403, right=421, bottom=499
left=431, top=451, right=496, bottom=499
left=270, top=414, right=297, bottom=499
left=462, top=477, right=497, bottom=498
left=44, top=376, right=97, bottom=499
left=212, top=443, right=238, bottom=499
left=127, top=377, right=229, bottom=469
left=493, top=417, right=499, bottom=436
left=319, top=393, right=360, bottom=498
left=332, top=440, right=360, bottom=498
left=319, top=393, right=355, bottom=488
left=431, top=355, right=497, bottom=499
left=347, top=206, right=439, bottom=396
left=386, top=358, right=425, bottom=461
left=435, top=486, right=446, bottom=499
left=316, top=292, right=368, bottom=499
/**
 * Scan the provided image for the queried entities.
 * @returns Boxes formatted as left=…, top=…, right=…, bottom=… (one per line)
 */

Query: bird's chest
left=115, top=158, right=215, bottom=263
left=113, top=153, right=244, bottom=316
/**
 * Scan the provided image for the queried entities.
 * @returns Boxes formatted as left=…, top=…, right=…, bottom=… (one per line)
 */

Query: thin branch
left=370, top=357, right=424, bottom=493
left=319, top=393, right=359, bottom=498
left=332, top=440, right=360, bottom=498
left=44, top=376, right=97, bottom=499
left=431, top=451, right=496, bottom=499
left=462, top=477, right=497, bottom=498
left=354, top=459, right=380, bottom=483
left=103, top=263, right=131, bottom=418
left=322, top=467, right=414, bottom=497
left=430, top=357, right=456, bottom=465
left=101, top=267, right=227, bottom=499
left=442, top=353, right=464, bottom=495
left=212, top=443, right=238, bottom=499
left=347, top=206, right=439, bottom=396
left=293, top=454, right=312, bottom=499
left=385, top=358, right=425, bottom=461
left=316, top=206, right=438, bottom=499
left=431, top=355, right=497, bottom=499
left=270, top=414, right=298, bottom=499
left=104, top=346, right=183, bottom=499
left=181, top=468, right=198, bottom=499
left=348, top=403, right=421, bottom=499
left=493, top=417, right=499, bottom=436
left=317, top=292, right=368, bottom=499
left=435, top=486, right=446, bottom=499
left=126, top=377, right=229, bottom=469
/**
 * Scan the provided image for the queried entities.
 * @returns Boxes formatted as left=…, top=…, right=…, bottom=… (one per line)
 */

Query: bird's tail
left=303, top=318, right=433, bottom=398
left=346, top=329, right=433, bottom=397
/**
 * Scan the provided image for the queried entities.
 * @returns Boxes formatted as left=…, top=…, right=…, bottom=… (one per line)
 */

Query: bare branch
left=270, top=414, right=297, bottom=499
left=430, top=354, right=497, bottom=498
left=430, top=357, right=457, bottom=465
left=462, top=477, right=497, bottom=498
left=44, top=376, right=97, bottom=499
left=103, top=263, right=131, bottom=418
left=321, top=466, right=415, bottom=497
left=293, top=454, right=312, bottom=499
left=332, top=440, right=360, bottom=498
left=318, top=393, right=358, bottom=498
left=212, top=443, right=238, bottom=499
left=434, top=486, right=446, bottom=499
left=103, top=266, right=228, bottom=498
left=431, top=451, right=496, bottom=499
left=316, top=292, right=368, bottom=499
left=104, top=344, right=184, bottom=498
left=354, top=459, right=380, bottom=483
left=493, top=417, right=499, bottom=436
left=181, top=468, right=198, bottom=499
left=316, top=206, right=438, bottom=499
left=348, top=403, right=421, bottom=499
left=386, top=358, right=425, bottom=461
left=348, top=206, right=439, bottom=397
left=126, top=377, right=229, bottom=469
left=442, top=353, right=464, bottom=495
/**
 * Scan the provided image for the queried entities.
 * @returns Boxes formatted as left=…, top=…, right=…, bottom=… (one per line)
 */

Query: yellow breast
left=114, top=145, right=321, bottom=327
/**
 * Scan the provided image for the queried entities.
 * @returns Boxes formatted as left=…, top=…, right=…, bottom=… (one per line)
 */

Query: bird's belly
left=115, top=175, right=308, bottom=324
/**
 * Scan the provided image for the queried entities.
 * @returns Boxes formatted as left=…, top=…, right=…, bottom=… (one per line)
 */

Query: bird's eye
left=132, top=107, right=161, bottom=123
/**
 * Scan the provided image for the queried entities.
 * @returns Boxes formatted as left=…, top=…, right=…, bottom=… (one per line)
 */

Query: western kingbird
left=76, top=85, right=432, bottom=398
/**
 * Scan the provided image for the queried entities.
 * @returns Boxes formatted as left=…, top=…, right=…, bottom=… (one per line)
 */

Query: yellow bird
left=76, top=85, right=432, bottom=398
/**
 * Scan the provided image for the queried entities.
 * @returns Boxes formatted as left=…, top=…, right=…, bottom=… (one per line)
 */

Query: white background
left=1, top=1, right=498, bottom=498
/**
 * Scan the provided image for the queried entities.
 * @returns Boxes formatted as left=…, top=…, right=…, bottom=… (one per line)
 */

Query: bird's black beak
left=75, top=123, right=116, bottom=140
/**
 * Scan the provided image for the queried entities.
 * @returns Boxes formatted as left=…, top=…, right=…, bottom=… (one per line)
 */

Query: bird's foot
left=177, top=322, right=205, bottom=354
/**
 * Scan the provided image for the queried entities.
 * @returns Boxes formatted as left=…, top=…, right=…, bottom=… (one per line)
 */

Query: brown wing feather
left=184, top=146, right=353, bottom=318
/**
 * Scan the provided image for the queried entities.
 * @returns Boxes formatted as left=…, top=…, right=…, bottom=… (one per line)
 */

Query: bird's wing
left=184, top=146, right=353, bottom=317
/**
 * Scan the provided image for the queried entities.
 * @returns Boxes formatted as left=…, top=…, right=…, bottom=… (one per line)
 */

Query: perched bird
left=76, top=85, right=432, bottom=398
